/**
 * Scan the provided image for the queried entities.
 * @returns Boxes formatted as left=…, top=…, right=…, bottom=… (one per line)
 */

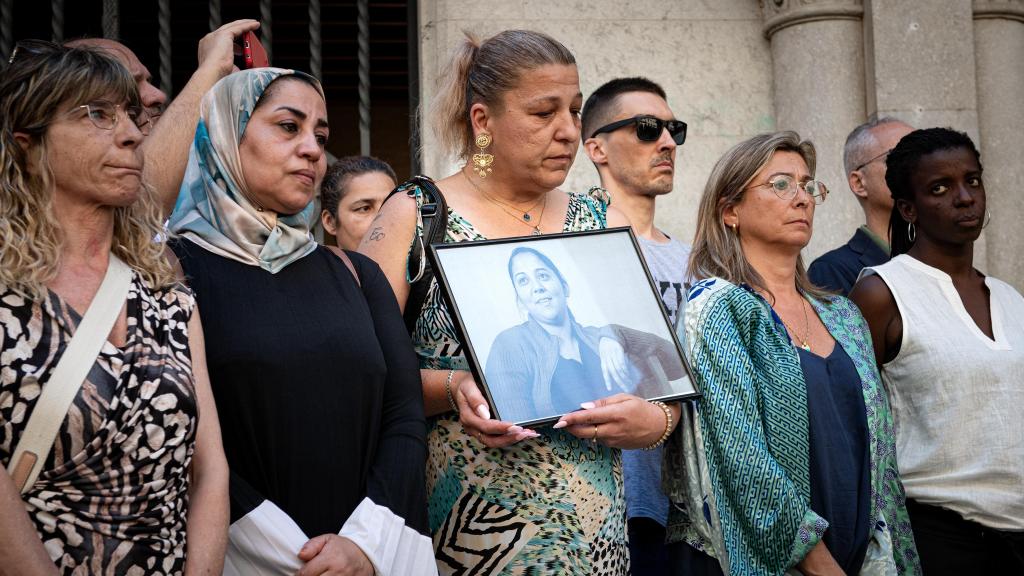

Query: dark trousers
left=629, top=517, right=669, bottom=576
left=906, top=499, right=1024, bottom=575
left=666, top=540, right=724, bottom=576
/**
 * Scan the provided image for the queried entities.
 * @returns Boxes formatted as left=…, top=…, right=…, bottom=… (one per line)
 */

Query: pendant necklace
left=464, top=171, right=547, bottom=234
left=779, top=298, right=812, bottom=352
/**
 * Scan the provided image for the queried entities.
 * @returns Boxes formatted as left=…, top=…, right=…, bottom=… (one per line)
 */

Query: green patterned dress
left=401, top=180, right=629, bottom=575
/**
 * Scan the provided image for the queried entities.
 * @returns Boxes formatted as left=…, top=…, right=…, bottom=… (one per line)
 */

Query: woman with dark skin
left=850, top=128, right=1024, bottom=574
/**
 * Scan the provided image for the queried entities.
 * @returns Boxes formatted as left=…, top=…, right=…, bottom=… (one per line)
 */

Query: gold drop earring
left=472, top=133, right=494, bottom=178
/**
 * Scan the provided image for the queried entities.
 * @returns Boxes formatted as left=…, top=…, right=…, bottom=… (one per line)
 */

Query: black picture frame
left=427, top=227, right=700, bottom=427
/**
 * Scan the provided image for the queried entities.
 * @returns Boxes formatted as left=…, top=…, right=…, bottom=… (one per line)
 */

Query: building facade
left=418, top=0, right=1024, bottom=290
left=2, top=0, right=1021, bottom=287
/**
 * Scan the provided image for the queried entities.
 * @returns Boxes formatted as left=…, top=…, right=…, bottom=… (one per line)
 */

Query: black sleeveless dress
left=171, top=240, right=428, bottom=536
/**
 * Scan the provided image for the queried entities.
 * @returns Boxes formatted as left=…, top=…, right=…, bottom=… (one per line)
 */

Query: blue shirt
left=798, top=344, right=872, bottom=574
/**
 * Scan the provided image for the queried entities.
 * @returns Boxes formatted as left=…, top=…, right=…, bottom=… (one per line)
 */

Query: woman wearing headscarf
left=168, top=68, right=432, bottom=575
left=663, top=131, right=919, bottom=576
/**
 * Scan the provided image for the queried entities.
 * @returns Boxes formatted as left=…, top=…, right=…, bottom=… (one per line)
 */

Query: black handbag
left=383, top=175, right=449, bottom=333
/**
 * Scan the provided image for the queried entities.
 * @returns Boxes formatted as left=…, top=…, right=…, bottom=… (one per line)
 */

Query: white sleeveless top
left=863, top=254, right=1024, bottom=531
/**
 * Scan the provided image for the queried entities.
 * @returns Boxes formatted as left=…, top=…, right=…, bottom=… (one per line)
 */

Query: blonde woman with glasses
left=0, top=42, right=227, bottom=574
left=663, top=131, right=920, bottom=576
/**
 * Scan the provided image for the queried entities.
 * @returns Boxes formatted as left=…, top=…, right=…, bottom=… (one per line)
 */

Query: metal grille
left=0, top=0, right=418, bottom=176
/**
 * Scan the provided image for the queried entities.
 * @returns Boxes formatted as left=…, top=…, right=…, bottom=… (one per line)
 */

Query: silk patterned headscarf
left=169, top=68, right=325, bottom=274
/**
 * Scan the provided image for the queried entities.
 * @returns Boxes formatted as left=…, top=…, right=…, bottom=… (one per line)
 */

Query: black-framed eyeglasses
left=589, top=115, right=688, bottom=146
left=854, top=148, right=892, bottom=172
left=747, top=175, right=829, bottom=205
left=67, top=100, right=151, bottom=135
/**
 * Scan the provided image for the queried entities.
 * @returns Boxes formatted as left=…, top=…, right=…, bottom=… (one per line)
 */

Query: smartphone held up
left=234, top=31, right=269, bottom=69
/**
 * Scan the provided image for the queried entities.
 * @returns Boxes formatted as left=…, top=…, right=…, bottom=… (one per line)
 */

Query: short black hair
left=885, top=127, right=982, bottom=256
left=320, top=155, right=397, bottom=217
left=581, top=77, right=667, bottom=141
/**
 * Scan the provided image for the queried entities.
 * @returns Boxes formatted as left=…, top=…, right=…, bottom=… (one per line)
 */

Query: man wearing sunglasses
left=582, top=77, right=690, bottom=576
left=808, top=117, right=913, bottom=295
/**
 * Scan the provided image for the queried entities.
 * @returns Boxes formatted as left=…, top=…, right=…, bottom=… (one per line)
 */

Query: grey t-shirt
left=624, top=234, right=691, bottom=524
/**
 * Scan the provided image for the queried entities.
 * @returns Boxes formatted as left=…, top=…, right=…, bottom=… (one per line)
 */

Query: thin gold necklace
left=779, top=297, right=812, bottom=351
left=463, top=171, right=547, bottom=235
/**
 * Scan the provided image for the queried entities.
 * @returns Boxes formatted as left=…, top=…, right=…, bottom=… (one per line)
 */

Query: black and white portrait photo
left=430, top=228, right=698, bottom=425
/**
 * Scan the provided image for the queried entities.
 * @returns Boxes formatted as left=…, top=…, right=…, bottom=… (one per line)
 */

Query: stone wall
left=418, top=0, right=1024, bottom=289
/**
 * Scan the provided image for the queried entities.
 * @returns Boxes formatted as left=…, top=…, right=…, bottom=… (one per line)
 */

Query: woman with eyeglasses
left=0, top=43, right=228, bottom=573
left=850, top=128, right=1024, bottom=575
left=359, top=29, right=678, bottom=574
left=662, top=131, right=920, bottom=576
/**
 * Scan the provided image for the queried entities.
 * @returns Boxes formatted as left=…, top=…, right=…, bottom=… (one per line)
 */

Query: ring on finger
left=591, top=424, right=599, bottom=443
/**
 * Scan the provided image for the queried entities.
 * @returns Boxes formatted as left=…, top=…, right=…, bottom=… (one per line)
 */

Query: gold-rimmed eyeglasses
left=68, top=100, right=152, bottom=135
left=747, top=175, right=829, bottom=205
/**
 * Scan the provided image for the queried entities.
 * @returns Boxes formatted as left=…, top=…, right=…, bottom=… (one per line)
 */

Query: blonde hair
left=0, top=42, right=175, bottom=299
left=430, top=29, right=576, bottom=160
left=688, top=130, right=830, bottom=303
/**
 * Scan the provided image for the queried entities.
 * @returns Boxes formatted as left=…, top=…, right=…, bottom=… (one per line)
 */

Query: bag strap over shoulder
left=7, top=254, right=132, bottom=494
left=327, top=245, right=361, bottom=287
left=383, top=175, right=448, bottom=334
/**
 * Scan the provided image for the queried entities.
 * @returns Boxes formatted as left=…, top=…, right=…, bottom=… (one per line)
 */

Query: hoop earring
left=982, top=210, right=992, bottom=229
left=907, top=221, right=916, bottom=243
left=730, top=222, right=738, bottom=233
left=472, top=133, right=494, bottom=178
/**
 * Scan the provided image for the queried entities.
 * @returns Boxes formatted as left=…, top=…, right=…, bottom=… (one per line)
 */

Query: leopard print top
left=401, top=182, right=630, bottom=576
left=0, top=275, right=198, bottom=575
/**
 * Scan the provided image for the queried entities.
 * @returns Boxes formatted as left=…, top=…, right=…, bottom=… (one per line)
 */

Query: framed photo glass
left=428, top=227, right=699, bottom=427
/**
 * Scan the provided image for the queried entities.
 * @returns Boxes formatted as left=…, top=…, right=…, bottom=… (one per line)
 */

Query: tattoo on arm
left=368, top=227, right=385, bottom=241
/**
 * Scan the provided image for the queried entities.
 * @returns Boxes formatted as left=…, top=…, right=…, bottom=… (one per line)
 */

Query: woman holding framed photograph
left=663, top=131, right=920, bottom=576
left=360, top=29, right=678, bottom=574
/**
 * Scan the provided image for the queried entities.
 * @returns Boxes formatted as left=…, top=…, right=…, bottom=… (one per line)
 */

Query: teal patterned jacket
left=663, top=278, right=920, bottom=576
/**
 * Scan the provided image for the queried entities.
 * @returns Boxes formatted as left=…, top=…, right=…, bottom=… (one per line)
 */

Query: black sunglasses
left=7, top=39, right=63, bottom=65
left=590, top=115, right=687, bottom=145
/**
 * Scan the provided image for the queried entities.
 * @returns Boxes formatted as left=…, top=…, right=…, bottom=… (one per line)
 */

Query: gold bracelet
left=445, top=369, right=459, bottom=414
left=643, top=401, right=673, bottom=451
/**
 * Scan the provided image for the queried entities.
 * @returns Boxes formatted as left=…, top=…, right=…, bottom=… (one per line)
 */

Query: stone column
left=974, top=0, right=1024, bottom=290
left=763, top=0, right=867, bottom=259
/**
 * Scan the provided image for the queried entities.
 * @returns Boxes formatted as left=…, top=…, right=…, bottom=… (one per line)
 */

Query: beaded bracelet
left=643, top=401, right=673, bottom=451
left=444, top=369, right=459, bottom=414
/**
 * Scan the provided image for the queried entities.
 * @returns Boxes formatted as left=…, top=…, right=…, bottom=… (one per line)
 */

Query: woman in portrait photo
left=485, top=246, right=684, bottom=423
